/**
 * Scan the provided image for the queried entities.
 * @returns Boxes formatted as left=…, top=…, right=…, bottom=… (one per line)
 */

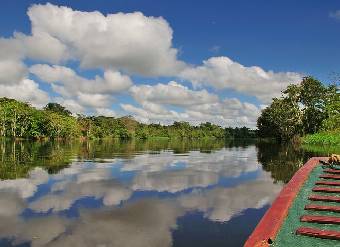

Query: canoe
left=244, top=157, right=340, bottom=247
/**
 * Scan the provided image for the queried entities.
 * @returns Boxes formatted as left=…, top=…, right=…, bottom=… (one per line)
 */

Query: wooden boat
left=244, top=157, right=340, bottom=247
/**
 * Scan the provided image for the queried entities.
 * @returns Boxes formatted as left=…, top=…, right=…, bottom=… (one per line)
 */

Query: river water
left=0, top=139, right=329, bottom=247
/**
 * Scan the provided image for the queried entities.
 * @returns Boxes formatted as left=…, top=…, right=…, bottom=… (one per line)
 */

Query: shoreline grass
left=302, top=130, right=340, bottom=146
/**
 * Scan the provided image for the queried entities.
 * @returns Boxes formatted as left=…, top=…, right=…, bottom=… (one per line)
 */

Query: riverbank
left=303, top=130, right=340, bottom=146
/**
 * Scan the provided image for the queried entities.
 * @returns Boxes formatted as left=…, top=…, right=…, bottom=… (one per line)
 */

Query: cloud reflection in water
left=0, top=145, right=283, bottom=247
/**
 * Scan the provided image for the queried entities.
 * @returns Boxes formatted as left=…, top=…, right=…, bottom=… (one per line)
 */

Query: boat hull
left=244, top=157, right=327, bottom=247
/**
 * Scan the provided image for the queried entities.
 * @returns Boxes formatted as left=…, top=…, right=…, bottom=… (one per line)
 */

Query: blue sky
left=0, top=1, right=339, bottom=127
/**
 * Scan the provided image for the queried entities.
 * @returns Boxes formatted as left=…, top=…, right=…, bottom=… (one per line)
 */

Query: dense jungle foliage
left=257, top=76, right=339, bottom=144
left=0, top=98, right=255, bottom=140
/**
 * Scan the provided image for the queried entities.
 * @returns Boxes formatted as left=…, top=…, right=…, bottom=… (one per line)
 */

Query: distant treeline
left=0, top=98, right=256, bottom=140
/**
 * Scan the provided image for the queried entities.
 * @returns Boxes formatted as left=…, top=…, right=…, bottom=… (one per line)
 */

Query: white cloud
left=0, top=2, right=305, bottom=125
left=30, top=64, right=132, bottom=112
left=130, top=81, right=219, bottom=107
left=0, top=59, right=27, bottom=85
left=27, top=3, right=185, bottom=76
left=14, top=31, right=69, bottom=64
left=123, top=80, right=261, bottom=127
left=0, top=38, right=50, bottom=107
left=185, top=98, right=261, bottom=127
left=54, top=98, right=86, bottom=113
left=0, top=79, right=49, bottom=107
left=77, top=92, right=112, bottom=108
left=30, top=64, right=132, bottom=96
left=121, top=103, right=189, bottom=124
left=180, top=56, right=302, bottom=103
left=122, top=95, right=260, bottom=127
left=0, top=38, right=27, bottom=85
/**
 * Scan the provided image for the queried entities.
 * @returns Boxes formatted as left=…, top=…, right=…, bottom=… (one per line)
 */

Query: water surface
left=0, top=139, right=327, bottom=247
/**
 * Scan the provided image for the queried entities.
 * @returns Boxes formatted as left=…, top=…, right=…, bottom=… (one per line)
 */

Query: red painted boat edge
left=244, top=157, right=327, bottom=247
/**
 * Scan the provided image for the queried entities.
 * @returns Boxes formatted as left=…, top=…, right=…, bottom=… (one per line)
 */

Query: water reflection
left=0, top=139, right=328, bottom=246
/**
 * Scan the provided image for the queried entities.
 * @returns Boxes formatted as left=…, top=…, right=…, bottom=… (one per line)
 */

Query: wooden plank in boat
left=300, top=215, right=340, bottom=224
left=296, top=227, right=340, bottom=240
left=324, top=169, right=340, bottom=174
left=315, top=181, right=340, bottom=186
left=309, top=195, right=340, bottom=203
left=305, top=204, right=340, bottom=213
left=312, top=187, right=340, bottom=193
left=319, top=174, right=340, bottom=180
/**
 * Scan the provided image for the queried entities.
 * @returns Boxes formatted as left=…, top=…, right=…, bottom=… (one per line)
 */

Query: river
left=0, top=139, right=331, bottom=247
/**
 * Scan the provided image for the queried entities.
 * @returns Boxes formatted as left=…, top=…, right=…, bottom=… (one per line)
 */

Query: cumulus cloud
left=30, top=64, right=132, bottom=111
left=121, top=79, right=262, bottom=127
left=27, top=3, right=185, bottom=76
left=0, top=37, right=50, bottom=107
left=30, top=64, right=132, bottom=96
left=130, top=81, right=219, bottom=107
left=180, top=56, right=302, bottom=103
left=122, top=95, right=260, bottom=127
left=54, top=98, right=86, bottom=113
left=121, top=103, right=188, bottom=124
left=0, top=2, right=304, bottom=123
left=14, top=31, right=69, bottom=64
left=77, top=93, right=112, bottom=108
left=184, top=98, right=261, bottom=127
left=0, top=79, right=49, bottom=107
left=0, top=59, right=27, bottom=85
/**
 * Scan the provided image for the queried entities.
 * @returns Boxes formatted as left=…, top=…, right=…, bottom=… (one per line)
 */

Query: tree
left=44, top=103, right=72, bottom=116
left=257, top=98, right=303, bottom=141
left=257, top=107, right=280, bottom=138
left=299, top=77, right=330, bottom=134
left=257, top=76, right=337, bottom=141
left=78, top=115, right=94, bottom=138
left=322, top=85, right=340, bottom=131
left=0, top=97, right=254, bottom=140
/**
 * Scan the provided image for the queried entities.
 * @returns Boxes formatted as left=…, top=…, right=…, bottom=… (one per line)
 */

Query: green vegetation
left=0, top=97, right=255, bottom=140
left=303, top=130, right=340, bottom=145
left=303, top=83, right=340, bottom=145
left=257, top=76, right=339, bottom=144
left=302, top=142, right=340, bottom=155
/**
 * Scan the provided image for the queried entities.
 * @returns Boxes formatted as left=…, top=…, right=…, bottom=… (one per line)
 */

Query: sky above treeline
left=0, top=0, right=339, bottom=127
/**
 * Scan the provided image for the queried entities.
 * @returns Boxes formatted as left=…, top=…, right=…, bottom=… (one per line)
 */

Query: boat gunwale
left=244, top=157, right=327, bottom=247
